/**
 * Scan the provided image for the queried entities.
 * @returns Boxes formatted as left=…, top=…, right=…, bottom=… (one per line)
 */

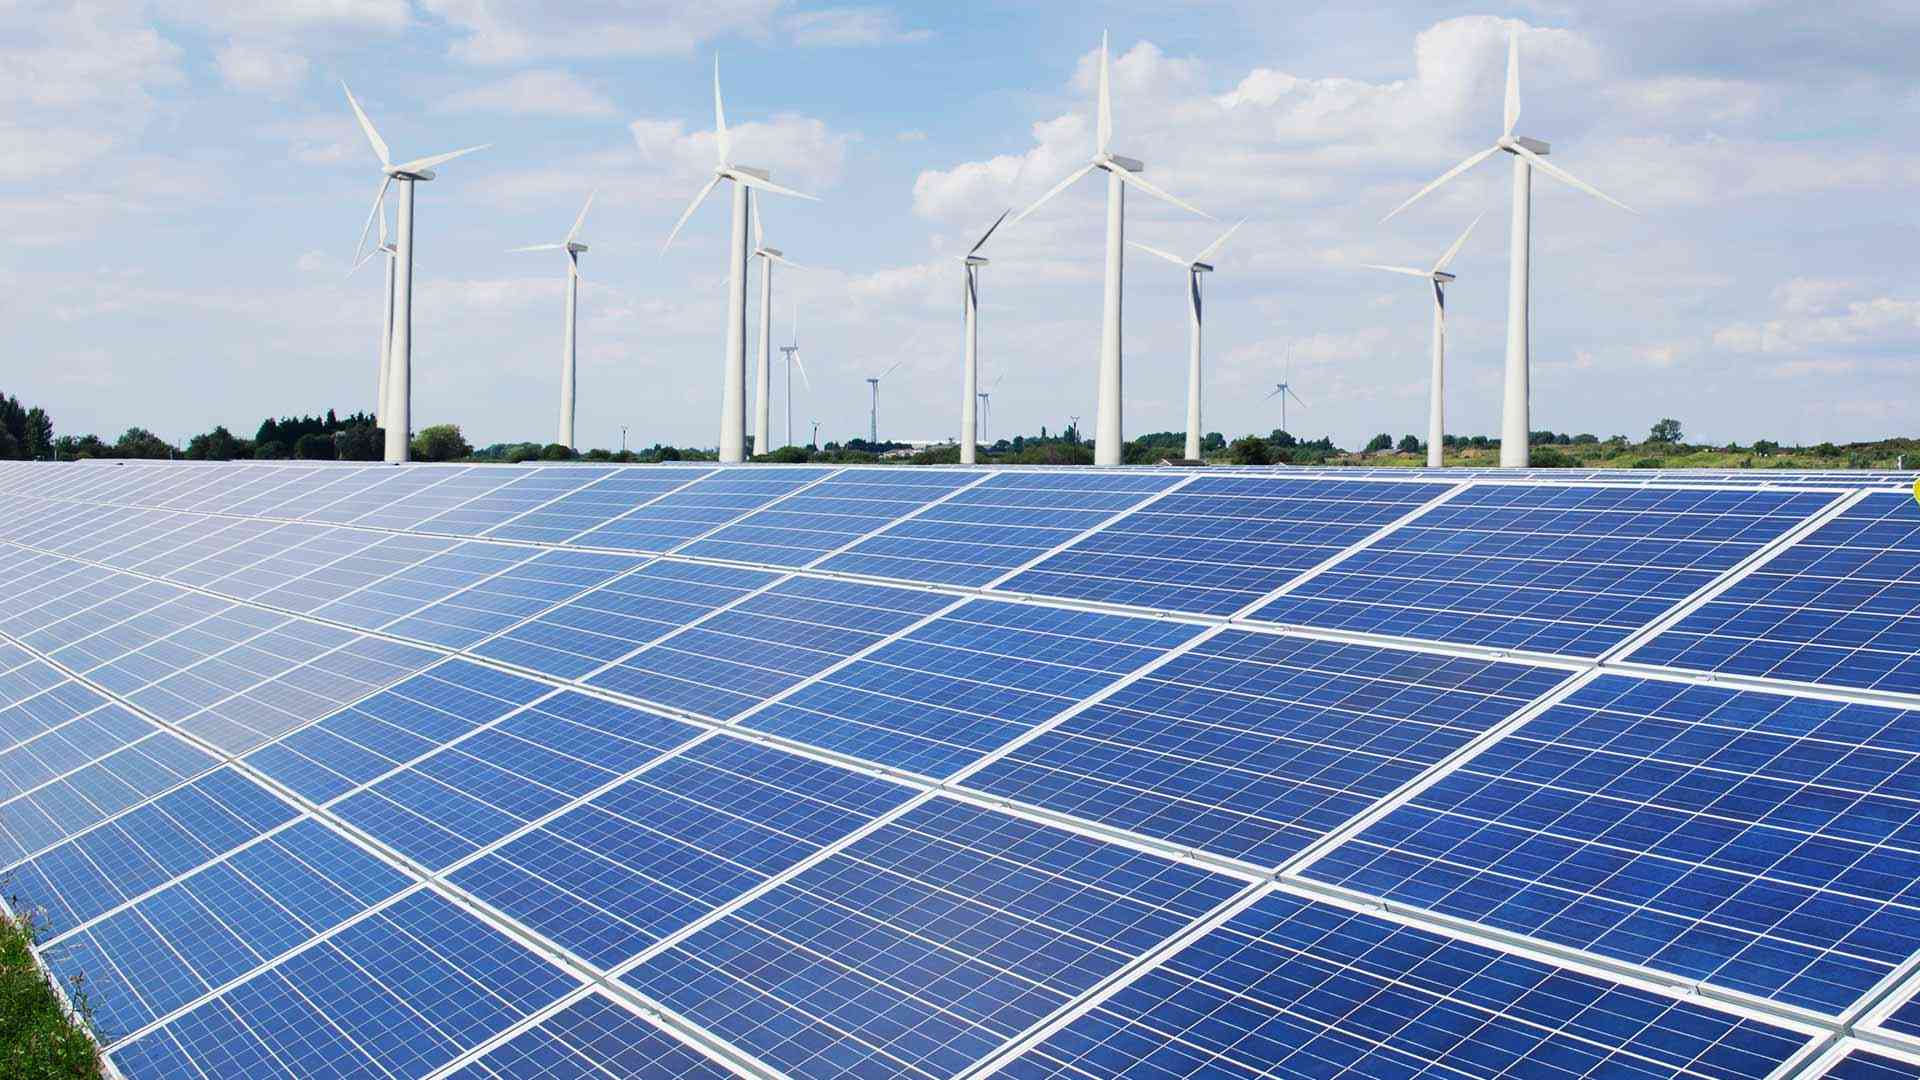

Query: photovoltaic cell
left=998, top=476, right=1453, bottom=615
left=741, top=598, right=1205, bottom=777
left=484, top=467, right=714, bottom=545
left=415, top=466, right=616, bottom=537
left=965, top=631, right=1569, bottom=866
left=449, top=992, right=738, bottom=1080
left=677, top=468, right=980, bottom=567
left=451, top=737, right=915, bottom=968
left=622, top=797, right=1242, bottom=1080
left=1254, top=484, right=1835, bottom=657
left=587, top=576, right=952, bottom=719
left=815, top=471, right=1183, bottom=586
left=568, top=467, right=838, bottom=553
left=1822, top=1050, right=1920, bottom=1080
left=1306, top=673, right=1920, bottom=1013
left=1634, top=492, right=1920, bottom=695
left=1004, top=889, right=1810, bottom=1080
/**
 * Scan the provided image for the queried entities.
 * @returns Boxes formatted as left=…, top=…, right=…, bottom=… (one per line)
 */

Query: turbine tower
left=866, top=360, right=902, bottom=445
left=778, top=301, right=810, bottom=448
left=343, top=83, right=488, bottom=463
left=1131, top=219, right=1244, bottom=461
left=1382, top=28, right=1631, bottom=467
left=509, top=190, right=596, bottom=450
left=959, top=210, right=1009, bottom=465
left=810, top=418, right=821, bottom=451
left=751, top=200, right=804, bottom=455
left=1365, top=213, right=1482, bottom=468
left=1013, top=31, right=1210, bottom=465
left=348, top=195, right=397, bottom=425
left=1268, top=346, right=1305, bottom=434
left=664, top=58, right=818, bottom=464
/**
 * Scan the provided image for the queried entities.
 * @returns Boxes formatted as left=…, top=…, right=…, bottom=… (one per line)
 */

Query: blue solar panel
left=741, top=598, right=1205, bottom=777
left=1634, top=492, right=1920, bottom=695
left=1306, top=673, right=1920, bottom=1013
left=1823, top=1049, right=1920, bottom=1080
left=450, top=992, right=738, bottom=1080
left=112, top=889, right=578, bottom=1080
left=1880, top=989, right=1920, bottom=1042
left=1254, top=484, right=1835, bottom=657
left=678, top=468, right=980, bottom=566
left=485, top=467, right=715, bottom=545
left=587, top=576, right=952, bottom=718
left=569, top=467, right=839, bottom=553
left=473, top=560, right=779, bottom=679
left=998, top=476, right=1454, bottom=615
left=451, top=737, right=915, bottom=968
left=966, top=631, right=1570, bottom=866
left=382, top=549, right=644, bottom=649
left=333, top=691, right=702, bottom=871
left=622, top=797, right=1243, bottom=1079
left=816, top=471, right=1184, bottom=586
left=415, top=466, right=617, bottom=536
left=1003, top=888, right=1810, bottom=1080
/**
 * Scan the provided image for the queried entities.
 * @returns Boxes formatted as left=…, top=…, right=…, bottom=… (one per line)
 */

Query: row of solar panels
left=0, top=461, right=1917, bottom=1079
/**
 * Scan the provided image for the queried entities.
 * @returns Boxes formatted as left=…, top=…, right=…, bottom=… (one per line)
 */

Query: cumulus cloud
left=216, top=42, right=310, bottom=94
left=784, top=7, right=930, bottom=47
left=438, top=70, right=617, bottom=118
left=1714, top=295, right=1920, bottom=356
left=419, top=0, right=778, bottom=65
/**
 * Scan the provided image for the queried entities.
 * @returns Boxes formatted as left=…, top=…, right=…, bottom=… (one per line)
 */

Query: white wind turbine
left=348, top=194, right=397, bottom=426
left=1013, top=31, right=1210, bottom=466
left=1131, top=219, right=1244, bottom=461
left=509, top=190, right=596, bottom=450
left=751, top=199, right=805, bottom=455
left=777, top=300, right=811, bottom=449
left=959, top=210, right=1009, bottom=465
left=343, top=83, right=488, bottom=463
left=977, top=372, right=1003, bottom=445
left=865, top=360, right=903, bottom=445
left=1382, top=28, right=1631, bottom=467
left=1365, top=213, right=1482, bottom=468
left=1268, top=345, right=1305, bottom=434
left=664, top=57, right=818, bottom=464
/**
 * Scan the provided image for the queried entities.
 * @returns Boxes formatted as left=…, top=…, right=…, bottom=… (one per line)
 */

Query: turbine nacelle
left=385, top=167, right=437, bottom=181
left=1498, top=136, right=1551, bottom=156
left=1433, top=270, right=1456, bottom=283
left=1098, top=153, right=1144, bottom=174
left=566, top=242, right=589, bottom=254
left=963, top=254, right=990, bottom=267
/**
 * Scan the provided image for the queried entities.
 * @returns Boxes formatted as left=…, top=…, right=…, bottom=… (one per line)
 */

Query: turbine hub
left=1102, top=153, right=1145, bottom=173
left=385, top=167, right=435, bottom=181
left=1433, top=271, right=1456, bottom=283
left=1500, top=136, right=1550, bottom=156
left=567, top=242, right=588, bottom=253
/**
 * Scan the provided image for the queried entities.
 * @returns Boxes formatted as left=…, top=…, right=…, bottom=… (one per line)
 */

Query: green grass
left=0, top=907, right=102, bottom=1079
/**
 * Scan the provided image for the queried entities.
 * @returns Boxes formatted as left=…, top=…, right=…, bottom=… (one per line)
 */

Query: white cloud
left=216, top=42, right=311, bottom=94
left=630, top=113, right=853, bottom=193
left=1714, top=295, right=1920, bottom=356
left=784, top=7, right=930, bottom=47
left=418, top=0, right=779, bottom=65
left=438, top=70, right=616, bottom=118
left=896, top=129, right=928, bottom=143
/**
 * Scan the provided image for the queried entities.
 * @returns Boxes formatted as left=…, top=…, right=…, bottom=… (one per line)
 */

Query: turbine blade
left=1381, top=144, right=1499, bottom=223
left=348, top=246, right=379, bottom=277
left=881, top=358, right=904, bottom=380
left=567, top=188, right=596, bottom=244
left=751, top=188, right=763, bottom=250
left=969, top=208, right=1011, bottom=255
left=1289, top=388, right=1307, bottom=407
left=1112, top=165, right=1211, bottom=219
left=1512, top=144, right=1634, bottom=212
left=377, top=189, right=389, bottom=247
left=394, top=144, right=490, bottom=174
left=1503, top=29, right=1521, bottom=137
left=341, top=82, right=390, bottom=167
left=1193, top=218, right=1245, bottom=264
left=713, top=56, right=731, bottom=164
left=1011, top=162, right=1095, bottom=224
left=1361, top=263, right=1433, bottom=278
left=569, top=250, right=581, bottom=282
left=1433, top=210, right=1484, bottom=272
left=794, top=350, right=810, bottom=389
left=1265, top=387, right=1282, bottom=399
left=1097, top=30, right=1113, bottom=156
left=1433, top=279, right=1446, bottom=325
left=662, top=174, right=723, bottom=252
left=729, top=170, right=819, bottom=201
left=768, top=253, right=806, bottom=271
left=1127, top=240, right=1189, bottom=267
left=507, top=243, right=566, bottom=252
left=989, top=372, right=1004, bottom=390
left=355, top=176, right=393, bottom=264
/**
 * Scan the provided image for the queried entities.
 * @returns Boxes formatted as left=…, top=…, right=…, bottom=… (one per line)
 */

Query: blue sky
left=5, top=0, right=1917, bottom=452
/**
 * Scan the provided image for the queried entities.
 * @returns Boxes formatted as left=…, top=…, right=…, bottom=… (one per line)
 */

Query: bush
left=411, top=424, right=472, bottom=462
left=293, top=432, right=336, bottom=460
left=186, top=426, right=243, bottom=461
left=1226, top=436, right=1272, bottom=465
left=332, top=426, right=383, bottom=461
left=1364, top=434, right=1393, bottom=453
left=1752, top=439, right=1779, bottom=455
left=1529, top=447, right=1578, bottom=468
left=1395, top=434, right=1422, bottom=454
left=757, top=445, right=812, bottom=464
left=252, top=440, right=288, bottom=460
left=113, top=427, right=173, bottom=459
left=539, top=443, right=576, bottom=461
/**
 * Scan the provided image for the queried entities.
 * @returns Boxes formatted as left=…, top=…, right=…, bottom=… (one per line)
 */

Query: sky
left=4, top=0, right=1918, bottom=453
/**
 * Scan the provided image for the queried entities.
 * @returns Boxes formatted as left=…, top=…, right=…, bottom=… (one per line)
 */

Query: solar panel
left=1819, top=1048, right=1920, bottom=1080
left=2, top=461, right=1917, bottom=1080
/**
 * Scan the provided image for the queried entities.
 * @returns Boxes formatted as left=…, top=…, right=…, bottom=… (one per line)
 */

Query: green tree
left=114, top=427, right=174, bottom=459
left=411, top=424, right=472, bottom=462
left=1648, top=418, right=1684, bottom=444
left=1752, top=439, right=1779, bottom=455
left=333, top=426, right=382, bottom=461
left=1226, top=435, right=1272, bottom=465
left=1364, top=433, right=1393, bottom=452
left=293, top=432, right=337, bottom=460
left=186, top=426, right=243, bottom=460
left=54, top=434, right=111, bottom=459
left=24, top=407, right=53, bottom=459
left=1269, top=429, right=1298, bottom=448
left=539, top=443, right=576, bottom=461
left=1396, top=434, right=1422, bottom=454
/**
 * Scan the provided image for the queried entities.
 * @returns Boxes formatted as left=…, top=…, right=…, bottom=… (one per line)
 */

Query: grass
left=0, top=904, right=102, bottom=1080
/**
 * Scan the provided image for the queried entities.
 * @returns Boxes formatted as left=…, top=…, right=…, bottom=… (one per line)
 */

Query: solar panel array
left=0, top=459, right=1918, bottom=1080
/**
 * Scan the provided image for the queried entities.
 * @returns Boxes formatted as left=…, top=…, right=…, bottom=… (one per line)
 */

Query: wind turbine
left=664, top=57, right=819, bottom=464
left=1013, top=31, right=1210, bottom=465
left=348, top=194, right=397, bottom=426
left=343, top=82, right=488, bottom=463
left=751, top=199, right=805, bottom=456
left=1131, top=219, right=1244, bottom=461
left=865, top=360, right=903, bottom=445
left=1366, top=213, right=1482, bottom=468
left=810, top=418, right=821, bottom=452
left=959, top=210, right=1009, bottom=465
left=777, top=301, right=810, bottom=449
left=978, top=373, right=1003, bottom=445
left=1268, top=346, right=1305, bottom=434
left=509, top=190, right=596, bottom=450
left=1382, top=28, right=1631, bottom=467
